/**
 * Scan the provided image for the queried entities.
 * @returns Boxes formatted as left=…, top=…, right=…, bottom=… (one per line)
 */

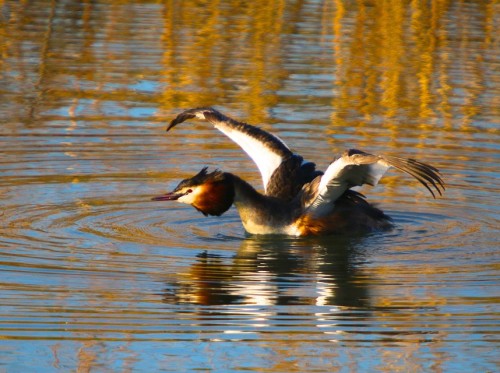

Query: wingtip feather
left=383, top=156, right=445, bottom=198
left=166, top=107, right=218, bottom=132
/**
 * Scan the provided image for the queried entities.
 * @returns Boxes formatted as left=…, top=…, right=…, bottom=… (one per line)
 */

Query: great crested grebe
left=153, top=107, right=444, bottom=236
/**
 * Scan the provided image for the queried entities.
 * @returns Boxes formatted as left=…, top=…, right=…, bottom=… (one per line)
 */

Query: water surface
left=0, top=1, right=499, bottom=372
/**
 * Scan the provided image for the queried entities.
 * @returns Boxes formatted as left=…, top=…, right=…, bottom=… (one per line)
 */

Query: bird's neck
left=228, top=174, right=293, bottom=234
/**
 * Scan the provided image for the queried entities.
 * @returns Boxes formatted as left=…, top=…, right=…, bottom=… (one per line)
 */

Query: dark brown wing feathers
left=382, top=155, right=445, bottom=198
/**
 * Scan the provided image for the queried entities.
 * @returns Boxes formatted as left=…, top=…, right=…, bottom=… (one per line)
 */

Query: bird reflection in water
left=162, top=235, right=372, bottom=309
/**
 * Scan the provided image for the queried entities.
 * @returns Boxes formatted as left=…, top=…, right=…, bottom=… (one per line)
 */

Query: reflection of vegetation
left=0, top=0, right=497, bottom=130
left=329, top=0, right=498, bottom=129
left=160, top=0, right=292, bottom=123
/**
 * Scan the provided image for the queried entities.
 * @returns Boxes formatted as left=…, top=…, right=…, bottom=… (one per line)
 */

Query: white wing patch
left=214, top=124, right=284, bottom=191
left=308, top=153, right=391, bottom=213
left=167, top=108, right=299, bottom=195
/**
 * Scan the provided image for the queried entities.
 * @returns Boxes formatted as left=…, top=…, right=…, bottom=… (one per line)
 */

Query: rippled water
left=1, top=1, right=499, bottom=371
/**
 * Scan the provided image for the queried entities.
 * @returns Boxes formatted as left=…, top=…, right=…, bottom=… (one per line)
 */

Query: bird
left=153, top=107, right=444, bottom=236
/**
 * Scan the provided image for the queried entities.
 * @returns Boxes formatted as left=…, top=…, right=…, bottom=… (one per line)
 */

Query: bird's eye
left=186, top=189, right=193, bottom=194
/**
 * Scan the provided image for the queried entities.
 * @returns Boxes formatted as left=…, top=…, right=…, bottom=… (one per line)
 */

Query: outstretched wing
left=302, top=149, right=445, bottom=214
left=167, top=107, right=320, bottom=201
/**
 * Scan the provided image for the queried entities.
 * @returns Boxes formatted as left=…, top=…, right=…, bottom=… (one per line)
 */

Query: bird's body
left=153, top=107, right=444, bottom=236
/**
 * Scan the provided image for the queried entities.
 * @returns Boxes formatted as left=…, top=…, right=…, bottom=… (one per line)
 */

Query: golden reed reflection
left=158, top=0, right=288, bottom=123
left=1, top=0, right=496, bottom=134
left=326, top=0, right=498, bottom=135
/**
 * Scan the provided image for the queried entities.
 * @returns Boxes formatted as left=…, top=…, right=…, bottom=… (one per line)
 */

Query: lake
left=0, top=0, right=499, bottom=371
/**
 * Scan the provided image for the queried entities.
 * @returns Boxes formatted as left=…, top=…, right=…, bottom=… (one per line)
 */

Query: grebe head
left=152, top=167, right=234, bottom=216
